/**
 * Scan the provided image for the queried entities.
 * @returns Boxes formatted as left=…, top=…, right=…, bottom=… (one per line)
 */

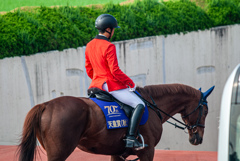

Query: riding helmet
left=95, top=14, right=120, bottom=30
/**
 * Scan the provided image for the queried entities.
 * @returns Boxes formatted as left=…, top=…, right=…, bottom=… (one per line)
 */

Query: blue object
left=90, top=97, right=149, bottom=129
left=203, top=86, right=215, bottom=100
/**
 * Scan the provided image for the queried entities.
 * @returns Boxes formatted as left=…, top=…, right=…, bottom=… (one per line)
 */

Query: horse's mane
left=137, top=83, right=200, bottom=98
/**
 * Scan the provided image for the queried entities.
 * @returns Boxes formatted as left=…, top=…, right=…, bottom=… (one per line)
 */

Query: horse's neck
left=140, top=85, right=200, bottom=123
left=154, top=94, right=189, bottom=123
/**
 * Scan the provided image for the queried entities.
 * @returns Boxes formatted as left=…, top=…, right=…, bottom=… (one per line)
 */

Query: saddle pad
left=90, top=98, right=148, bottom=129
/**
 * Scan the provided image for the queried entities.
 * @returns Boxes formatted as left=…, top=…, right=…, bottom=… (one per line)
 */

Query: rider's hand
left=129, top=84, right=136, bottom=92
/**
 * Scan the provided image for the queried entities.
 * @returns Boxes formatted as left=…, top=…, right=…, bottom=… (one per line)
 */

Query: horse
left=18, top=83, right=214, bottom=161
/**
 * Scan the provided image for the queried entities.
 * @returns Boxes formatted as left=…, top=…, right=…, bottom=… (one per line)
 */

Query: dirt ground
left=0, top=145, right=217, bottom=161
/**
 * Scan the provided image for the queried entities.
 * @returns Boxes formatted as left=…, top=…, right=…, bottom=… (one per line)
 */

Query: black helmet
left=95, top=14, right=120, bottom=30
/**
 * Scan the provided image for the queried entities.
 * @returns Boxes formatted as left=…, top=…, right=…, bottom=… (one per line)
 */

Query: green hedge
left=0, top=0, right=239, bottom=59
left=206, top=0, right=240, bottom=26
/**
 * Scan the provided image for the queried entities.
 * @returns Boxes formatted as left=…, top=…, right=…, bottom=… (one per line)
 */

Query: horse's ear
left=199, top=87, right=202, bottom=92
left=203, top=86, right=215, bottom=99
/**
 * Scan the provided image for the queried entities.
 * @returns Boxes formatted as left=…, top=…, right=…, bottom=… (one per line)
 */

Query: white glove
left=129, top=84, right=136, bottom=92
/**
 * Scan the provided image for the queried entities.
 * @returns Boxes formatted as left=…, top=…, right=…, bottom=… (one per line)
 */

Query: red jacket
left=85, top=35, right=135, bottom=92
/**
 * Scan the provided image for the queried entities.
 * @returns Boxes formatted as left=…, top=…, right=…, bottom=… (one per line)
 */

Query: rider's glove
left=129, top=84, right=136, bottom=92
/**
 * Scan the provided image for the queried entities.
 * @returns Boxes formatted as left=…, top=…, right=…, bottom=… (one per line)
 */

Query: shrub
left=0, top=0, right=239, bottom=59
left=206, top=0, right=240, bottom=26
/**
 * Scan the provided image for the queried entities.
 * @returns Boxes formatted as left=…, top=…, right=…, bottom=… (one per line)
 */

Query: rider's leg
left=103, top=83, right=144, bottom=107
left=103, top=83, right=148, bottom=149
left=125, top=103, right=147, bottom=149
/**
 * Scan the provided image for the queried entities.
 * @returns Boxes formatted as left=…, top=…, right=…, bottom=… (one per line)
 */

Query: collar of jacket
left=95, top=35, right=110, bottom=42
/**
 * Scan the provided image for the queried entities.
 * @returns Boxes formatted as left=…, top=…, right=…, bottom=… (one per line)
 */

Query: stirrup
left=125, top=134, right=147, bottom=150
left=136, top=134, right=146, bottom=150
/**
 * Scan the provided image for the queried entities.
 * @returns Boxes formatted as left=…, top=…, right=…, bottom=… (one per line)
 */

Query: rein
left=134, top=91, right=207, bottom=131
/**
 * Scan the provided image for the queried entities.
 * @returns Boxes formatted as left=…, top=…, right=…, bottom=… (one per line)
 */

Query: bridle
left=181, top=93, right=208, bottom=133
left=135, top=92, right=208, bottom=133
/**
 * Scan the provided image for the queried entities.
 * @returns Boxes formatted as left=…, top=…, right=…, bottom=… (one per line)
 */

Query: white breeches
left=102, top=83, right=145, bottom=108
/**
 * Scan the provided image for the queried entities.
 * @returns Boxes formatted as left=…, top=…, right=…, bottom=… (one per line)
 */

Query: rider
left=85, top=14, right=148, bottom=150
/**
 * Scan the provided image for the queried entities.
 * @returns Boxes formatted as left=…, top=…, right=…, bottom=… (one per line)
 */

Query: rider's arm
left=106, top=44, right=135, bottom=88
left=85, top=49, right=93, bottom=79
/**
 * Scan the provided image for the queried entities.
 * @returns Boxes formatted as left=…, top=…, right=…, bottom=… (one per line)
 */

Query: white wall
left=0, top=24, right=240, bottom=151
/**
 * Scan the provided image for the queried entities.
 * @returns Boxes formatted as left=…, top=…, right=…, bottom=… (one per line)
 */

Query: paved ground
left=0, top=145, right=217, bottom=161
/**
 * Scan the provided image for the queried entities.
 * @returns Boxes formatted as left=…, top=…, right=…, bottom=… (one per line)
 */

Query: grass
left=0, top=0, right=128, bottom=12
left=1, top=0, right=238, bottom=14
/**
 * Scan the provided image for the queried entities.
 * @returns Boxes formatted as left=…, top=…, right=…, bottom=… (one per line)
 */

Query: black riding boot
left=125, top=104, right=148, bottom=150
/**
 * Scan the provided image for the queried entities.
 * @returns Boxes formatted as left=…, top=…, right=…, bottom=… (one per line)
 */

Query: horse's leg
left=111, top=148, right=155, bottom=161
left=40, top=98, right=89, bottom=161
left=111, top=155, right=124, bottom=161
left=135, top=147, right=155, bottom=161
left=42, top=127, right=80, bottom=161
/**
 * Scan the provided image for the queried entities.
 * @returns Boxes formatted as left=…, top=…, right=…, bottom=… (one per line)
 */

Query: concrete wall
left=0, top=24, right=240, bottom=151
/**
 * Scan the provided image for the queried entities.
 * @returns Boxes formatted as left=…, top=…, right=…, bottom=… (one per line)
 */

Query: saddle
left=87, top=88, right=133, bottom=117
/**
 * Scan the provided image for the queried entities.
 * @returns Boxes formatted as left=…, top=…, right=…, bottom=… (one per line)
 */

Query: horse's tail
left=18, top=104, right=45, bottom=161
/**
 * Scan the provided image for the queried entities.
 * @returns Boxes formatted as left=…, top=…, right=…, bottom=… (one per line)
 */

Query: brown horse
left=18, top=83, right=214, bottom=161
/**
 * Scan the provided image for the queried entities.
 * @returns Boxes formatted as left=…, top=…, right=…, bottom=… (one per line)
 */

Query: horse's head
left=181, top=86, right=215, bottom=145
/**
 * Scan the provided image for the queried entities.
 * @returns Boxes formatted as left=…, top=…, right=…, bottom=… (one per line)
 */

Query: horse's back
left=41, top=96, right=90, bottom=120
